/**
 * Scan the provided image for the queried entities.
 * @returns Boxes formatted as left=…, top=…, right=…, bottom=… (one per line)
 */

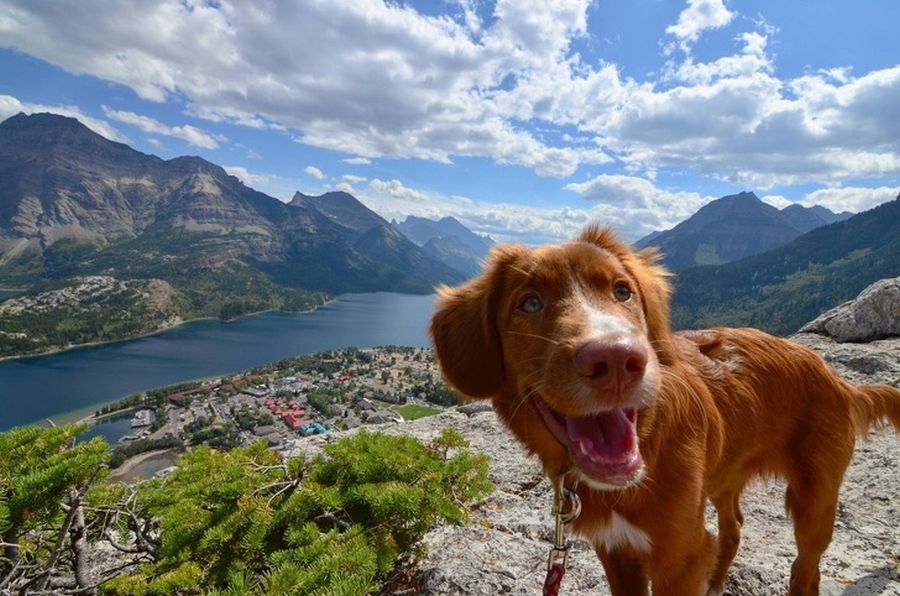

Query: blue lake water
left=0, top=289, right=22, bottom=301
left=80, top=414, right=135, bottom=444
left=0, top=292, right=436, bottom=431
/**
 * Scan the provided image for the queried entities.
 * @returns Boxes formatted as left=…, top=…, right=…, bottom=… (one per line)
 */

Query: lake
left=0, top=292, right=436, bottom=431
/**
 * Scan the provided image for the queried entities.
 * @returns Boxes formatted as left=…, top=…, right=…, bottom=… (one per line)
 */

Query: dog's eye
left=518, top=295, right=544, bottom=314
left=613, top=283, right=632, bottom=302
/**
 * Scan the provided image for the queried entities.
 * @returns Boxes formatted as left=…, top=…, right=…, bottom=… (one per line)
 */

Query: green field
left=392, top=404, right=442, bottom=420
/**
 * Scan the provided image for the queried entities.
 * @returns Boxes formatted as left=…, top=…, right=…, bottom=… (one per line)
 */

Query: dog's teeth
left=578, top=439, right=594, bottom=457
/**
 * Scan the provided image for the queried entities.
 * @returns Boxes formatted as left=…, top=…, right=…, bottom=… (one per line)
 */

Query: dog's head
left=431, top=225, right=675, bottom=490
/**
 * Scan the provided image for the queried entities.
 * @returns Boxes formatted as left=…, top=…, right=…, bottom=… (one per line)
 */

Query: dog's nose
left=574, top=336, right=647, bottom=389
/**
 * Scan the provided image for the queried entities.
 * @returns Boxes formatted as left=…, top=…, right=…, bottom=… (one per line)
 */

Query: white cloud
left=342, top=157, right=371, bottom=165
left=223, top=165, right=272, bottom=187
left=759, top=194, right=792, bottom=209
left=762, top=186, right=897, bottom=213
left=335, top=174, right=367, bottom=193
left=146, top=137, right=162, bottom=148
left=797, top=186, right=898, bottom=213
left=0, top=0, right=605, bottom=178
left=0, top=94, right=124, bottom=141
left=304, top=165, right=326, bottom=179
left=340, top=174, right=367, bottom=185
left=564, top=174, right=717, bottom=236
left=665, top=0, right=735, bottom=53
left=359, top=177, right=679, bottom=244
left=101, top=106, right=221, bottom=148
left=1, top=1, right=897, bottom=187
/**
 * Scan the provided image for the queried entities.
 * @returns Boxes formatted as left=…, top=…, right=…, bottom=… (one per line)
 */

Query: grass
left=392, top=404, right=441, bottom=421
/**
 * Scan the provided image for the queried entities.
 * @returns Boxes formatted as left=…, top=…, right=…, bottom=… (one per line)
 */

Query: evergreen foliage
left=90, top=429, right=491, bottom=594
left=0, top=424, right=109, bottom=591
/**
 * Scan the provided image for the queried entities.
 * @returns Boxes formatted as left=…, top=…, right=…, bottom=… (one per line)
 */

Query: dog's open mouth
left=533, top=396, right=643, bottom=485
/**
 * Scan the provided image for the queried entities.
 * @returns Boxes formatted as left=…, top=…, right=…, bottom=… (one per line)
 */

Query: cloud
left=666, top=0, right=736, bottom=53
left=304, top=165, right=326, bottom=179
left=0, top=0, right=605, bottom=177
left=342, top=157, right=371, bottom=165
left=0, top=94, right=124, bottom=141
left=798, top=186, right=898, bottom=213
left=360, top=178, right=589, bottom=244
left=564, top=174, right=717, bottom=236
left=358, top=176, right=687, bottom=244
left=223, top=165, right=272, bottom=187
left=335, top=174, right=367, bottom=193
left=101, top=106, right=222, bottom=148
left=759, top=194, right=792, bottom=209
left=1, top=1, right=897, bottom=187
left=762, top=186, right=898, bottom=213
left=340, top=174, right=367, bottom=185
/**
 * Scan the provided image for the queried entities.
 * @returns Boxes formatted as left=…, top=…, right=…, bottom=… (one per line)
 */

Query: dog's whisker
left=505, top=330, right=560, bottom=345
left=508, top=382, right=545, bottom=421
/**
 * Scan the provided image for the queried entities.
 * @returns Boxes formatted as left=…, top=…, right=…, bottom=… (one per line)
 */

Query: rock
left=457, top=401, right=494, bottom=416
left=792, top=334, right=900, bottom=386
left=799, top=277, right=900, bottom=342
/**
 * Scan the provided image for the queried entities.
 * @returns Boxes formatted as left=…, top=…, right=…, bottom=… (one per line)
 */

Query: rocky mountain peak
left=0, top=112, right=152, bottom=170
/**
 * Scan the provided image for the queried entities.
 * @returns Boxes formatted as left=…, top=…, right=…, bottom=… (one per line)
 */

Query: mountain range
left=0, top=113, right=466, bottom=318
left=394, top=215, right=494, bottom=276
left=671, top=195, right=900, bottom=334
left=1, top=112, right=897, bottom=354
left=636, top=191, right=852, bottom=271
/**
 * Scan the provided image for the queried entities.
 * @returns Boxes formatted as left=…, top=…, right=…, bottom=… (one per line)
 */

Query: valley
left=0, top=113, right=486, bottom=358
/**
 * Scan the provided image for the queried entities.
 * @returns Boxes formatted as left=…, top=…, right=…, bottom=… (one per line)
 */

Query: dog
left=430, top=225, right=900, bottom=596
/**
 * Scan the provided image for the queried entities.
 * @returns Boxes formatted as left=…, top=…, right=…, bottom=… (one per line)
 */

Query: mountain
left=283, top=191, right=465, bottom=291
left=0, top=112, right=463, bottom=320
left=780, top=203, right=852, bottom=233
left=635, top=192, right=852, bottom=271
left=671, top=195, right=900, bottom=335
left=395, top=215, right=493, bottom=276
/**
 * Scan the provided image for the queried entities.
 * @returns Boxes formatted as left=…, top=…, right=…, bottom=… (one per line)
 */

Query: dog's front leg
left=647, top=525, right=719, bottom=596
left=596, top=545, right=650, bottom=596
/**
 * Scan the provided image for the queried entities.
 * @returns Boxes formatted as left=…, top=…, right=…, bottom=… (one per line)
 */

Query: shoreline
left=0, top=297, right=334, bottom=364
left=107, top=448, right=180, bottom=482
left=78, top=405, right=139, bottom=424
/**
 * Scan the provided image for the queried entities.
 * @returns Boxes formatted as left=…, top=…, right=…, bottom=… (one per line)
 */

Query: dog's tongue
left=565, top=409, right=636, bottom=463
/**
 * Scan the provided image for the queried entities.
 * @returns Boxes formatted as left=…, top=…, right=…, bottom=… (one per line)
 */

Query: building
left=130, top=409, right=156, bottom=428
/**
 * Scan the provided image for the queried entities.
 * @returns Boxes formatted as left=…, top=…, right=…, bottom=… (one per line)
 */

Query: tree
left=93, top=431, right=492, bottom=594
left=0, top=424, right=109, bottom=593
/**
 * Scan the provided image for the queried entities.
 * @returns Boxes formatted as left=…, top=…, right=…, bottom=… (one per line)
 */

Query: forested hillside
left=672, top=196, right=900, bottom=334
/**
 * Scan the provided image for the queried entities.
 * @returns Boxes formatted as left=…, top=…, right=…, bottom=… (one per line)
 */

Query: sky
left=1, top=0, right=898, bottom=244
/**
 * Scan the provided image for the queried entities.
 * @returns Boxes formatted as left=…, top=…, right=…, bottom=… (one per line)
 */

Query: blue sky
left=1, top=0, right=898, bottom=243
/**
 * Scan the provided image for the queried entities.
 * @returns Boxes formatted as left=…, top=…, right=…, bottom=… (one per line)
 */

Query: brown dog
left=430, top=226, right=900, bottom=595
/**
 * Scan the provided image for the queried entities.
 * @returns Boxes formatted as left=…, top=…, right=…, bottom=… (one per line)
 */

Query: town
left=93, top=346, right=460, bottom=469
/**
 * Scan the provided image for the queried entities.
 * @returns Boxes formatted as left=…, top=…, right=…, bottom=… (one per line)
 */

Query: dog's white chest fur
left=592, top=511, right=652, bottom=554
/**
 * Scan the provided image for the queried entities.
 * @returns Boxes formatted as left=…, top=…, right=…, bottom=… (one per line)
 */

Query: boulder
left=799, top=277, right=900, bottom=342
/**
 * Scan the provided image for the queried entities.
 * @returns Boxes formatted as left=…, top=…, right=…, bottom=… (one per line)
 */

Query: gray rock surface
left=799, top=278, right=900, bottom=342
left=290, top=283, right=900, bottom=595
left=349, top=340, right=897, bottom=594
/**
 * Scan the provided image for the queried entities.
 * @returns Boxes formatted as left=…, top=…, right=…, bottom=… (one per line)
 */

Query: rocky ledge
left=334, top=283, right=900, bottom=595
left=799, top=277, right=900, bottom=343
left=301, top=331, right=899, bottom=595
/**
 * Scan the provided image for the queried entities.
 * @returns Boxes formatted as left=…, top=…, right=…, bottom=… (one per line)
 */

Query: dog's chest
left=591, top=511, right=652, bottom=554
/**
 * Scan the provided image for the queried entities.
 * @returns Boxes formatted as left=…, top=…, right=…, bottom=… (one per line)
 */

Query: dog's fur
left=430, top=226, right=900, bottom=596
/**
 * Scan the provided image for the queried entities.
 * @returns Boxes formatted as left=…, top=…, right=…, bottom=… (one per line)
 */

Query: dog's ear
left=629, top=246, right=678, bottom=365
left=430, top=246, right=522, bottom=399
